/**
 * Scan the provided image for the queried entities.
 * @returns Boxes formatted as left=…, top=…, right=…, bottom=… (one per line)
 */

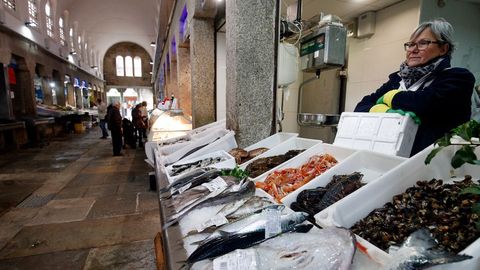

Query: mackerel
left=183, top=213, right=312, bottom=267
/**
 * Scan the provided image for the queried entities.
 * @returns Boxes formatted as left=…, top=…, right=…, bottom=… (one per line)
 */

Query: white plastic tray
left=165, top=150, right=236, bottom=184
left=244, top=132, right=298, bottom=152
left=240, top=137, right=321, bottom=169
left=160, top=130, right=236, bottom=166
left=315, top=145, right=480, bottom=269
left=282, top=150, right=406, bottom=207
left=253, top=143, right=357, bottom=184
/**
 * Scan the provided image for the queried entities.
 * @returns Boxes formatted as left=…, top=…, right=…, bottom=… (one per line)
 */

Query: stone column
left=226, top=0, right=277, bottom=147
left=189, top=18, right=215, bottom=128
left=176, top=31, right=192, bottom=117
left=24, top=59, right=37, bottom=116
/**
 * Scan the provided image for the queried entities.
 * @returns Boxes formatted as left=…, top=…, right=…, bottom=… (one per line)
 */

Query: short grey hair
left=410, top=18, right=454, bottom=56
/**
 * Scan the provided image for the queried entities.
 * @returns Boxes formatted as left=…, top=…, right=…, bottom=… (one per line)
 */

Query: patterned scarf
left=398, top=57, right=443, bottom=89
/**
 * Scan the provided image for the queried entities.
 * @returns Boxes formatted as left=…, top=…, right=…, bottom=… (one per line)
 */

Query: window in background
left=69, top=28, right=74, bottom=49
left=116, top=56, right=125, bottom=76
left=3, top=0, right=16, bottom=11
left=27, top=0, right=39, bottom=28
left=125, top=56, right=133, bottom=77
left=134, top=56, right=142, bottom=77
left=59, top=18, right=65, bottom=46
left=45, top=1, right=53, bottom=38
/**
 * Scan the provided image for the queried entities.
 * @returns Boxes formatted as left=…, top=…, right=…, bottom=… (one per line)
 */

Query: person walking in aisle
left=97, top=98, right=109, bottom=139
left=108, top=101, right=123, bottom=156
left=140, top=101, right=148, bottom=139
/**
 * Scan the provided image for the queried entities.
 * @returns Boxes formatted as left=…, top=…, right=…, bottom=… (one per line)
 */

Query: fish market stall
left=153, top=129, right=479, bottom=269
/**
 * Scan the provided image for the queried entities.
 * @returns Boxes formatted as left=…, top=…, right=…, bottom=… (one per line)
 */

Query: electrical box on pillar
left=300, top=15, right=346, bottom=72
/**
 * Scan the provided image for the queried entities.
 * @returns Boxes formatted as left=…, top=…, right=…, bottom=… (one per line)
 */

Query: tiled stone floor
left=0, top=128, right=160, bottom=269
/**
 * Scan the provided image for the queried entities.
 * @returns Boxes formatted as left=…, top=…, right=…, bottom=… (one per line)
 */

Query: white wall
left=216, top=32, right=227, bottom=120
left=344, top=0, right=421, bottom=112
left=420, top=0, right=480, bottom=85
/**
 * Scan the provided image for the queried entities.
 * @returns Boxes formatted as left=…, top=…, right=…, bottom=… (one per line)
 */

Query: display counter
left=154, top=131, right=480, bottom=270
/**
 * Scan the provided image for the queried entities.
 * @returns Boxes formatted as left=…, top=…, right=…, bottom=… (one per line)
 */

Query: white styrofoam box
left=165, top=150, right=236, bottom=184
left=176, top=130, right=238, bottom=165
left=282, top=150, right=406, bottom=207
left=160, top=129, right=228, bottom=156
left=252, top=143, right=357, bottom=184
left=253, top=143, right=357, bottom=185
left=160, top=130, right=234, bottom=165
left=240, top=137, right=321, bottom=170
left=334, top=112, right=418, bottom=158
left=315, top=145, right=480, bottom=269
left=187, top=119, right=226, bottom=136
left=244, top=132, right=299, bottom=152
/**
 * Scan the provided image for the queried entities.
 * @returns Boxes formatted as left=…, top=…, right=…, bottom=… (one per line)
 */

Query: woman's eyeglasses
left=404, top=39, right=443, bottom=51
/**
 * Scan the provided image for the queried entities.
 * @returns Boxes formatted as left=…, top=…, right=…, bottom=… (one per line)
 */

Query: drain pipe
left=297, top=69, right=321, bottom=125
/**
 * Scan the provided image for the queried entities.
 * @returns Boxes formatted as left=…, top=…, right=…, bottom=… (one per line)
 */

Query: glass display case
left=148, top=109, right=192, bottom=142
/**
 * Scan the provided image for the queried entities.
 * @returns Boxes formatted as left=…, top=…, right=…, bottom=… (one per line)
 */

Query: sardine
left=183, top=213, right=312, bottom=267
left=169, top=168, right=221, bottom=195
left=159, top=168, right=208, bottom=194
left=170, top=156, right=224, bottom=176
left=382, top=228, right=472, bottom=270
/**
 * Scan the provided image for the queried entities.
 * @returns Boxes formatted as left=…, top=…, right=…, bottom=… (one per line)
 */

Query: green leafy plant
left=220, top=166, right=249, bottom=179
left=426, top=120, right=480, bottom=230
left=425, top=120, right=480, bottom=168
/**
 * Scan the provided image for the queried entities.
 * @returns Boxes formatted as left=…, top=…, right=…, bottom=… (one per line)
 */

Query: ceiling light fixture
left=150, top=42, right=156, bottom=47
left=70, top=51, right=77, bottom=55
left=91, top=65, right=98, bottom=69
left=149, top=61, right=154, bottom=65
left=24, top=21, right=33, bottom=27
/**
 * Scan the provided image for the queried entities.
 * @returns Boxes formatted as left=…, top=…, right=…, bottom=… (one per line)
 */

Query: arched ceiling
left=56, top=0, right=158, bottom=66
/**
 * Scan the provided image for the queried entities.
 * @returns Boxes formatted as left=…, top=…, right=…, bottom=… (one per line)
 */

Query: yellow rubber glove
left=369, top=104, right=390, bottom=113
left=383, top=90, right=401, bottom=107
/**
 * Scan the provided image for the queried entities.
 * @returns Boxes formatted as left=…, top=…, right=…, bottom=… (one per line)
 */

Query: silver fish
left=226, top=196, right=274, bottom=220
left=191, top=204, right=287, bottom=246
left=184, top=213, right=312, bottom=266
left=252, top=227, right=356, bottom=270
left=382, top=228, right=472, bottom=270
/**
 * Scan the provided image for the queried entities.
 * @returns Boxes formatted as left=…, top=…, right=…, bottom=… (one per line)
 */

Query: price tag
left=264, top=208, right=282, bottom=238
left=195, top=214, right=229, bottom=232
left=177, top=183, right=192, bottom=194
left=202, top=177, right=228, bottom=192
left=213, top=249, right=258, bottom=270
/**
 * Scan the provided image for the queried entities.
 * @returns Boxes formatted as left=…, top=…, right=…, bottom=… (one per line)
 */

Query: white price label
left=177, top=183, right=192, bottom=194
left=264, top=208, right=282, bottom=238
left=213, top=249, right=258, bottom=270
left=202, top=177, right=228, bottom=192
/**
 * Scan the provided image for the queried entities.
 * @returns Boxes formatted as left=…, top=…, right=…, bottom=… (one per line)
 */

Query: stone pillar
left=24, top=59, right=37, bottom=116
left=176, top=32, right=192, bottom=117
left=169, top=43, right=179, bottom=101
left=189, top=18, right=215, bottom=128
left=226, top=0, right=276, bottom=147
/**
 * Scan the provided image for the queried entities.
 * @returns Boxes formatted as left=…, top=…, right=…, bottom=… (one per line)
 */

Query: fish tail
left=176, top=261, right=190, bottom=270
left=161, top=218, right=179, bottom=230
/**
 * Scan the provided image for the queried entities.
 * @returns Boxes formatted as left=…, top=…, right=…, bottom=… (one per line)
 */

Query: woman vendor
left=354, top=18, right=475, bottom=156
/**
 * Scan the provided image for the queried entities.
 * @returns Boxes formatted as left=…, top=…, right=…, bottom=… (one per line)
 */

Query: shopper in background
left=108, top=101, right=123, bottom=156
left=354, top=18, right=475, bottom=156
left=132, top=103, right=145, bottom=148
left=140, top=101, right=148, bottom=139
left=96, top=98, right=109, bottom=139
